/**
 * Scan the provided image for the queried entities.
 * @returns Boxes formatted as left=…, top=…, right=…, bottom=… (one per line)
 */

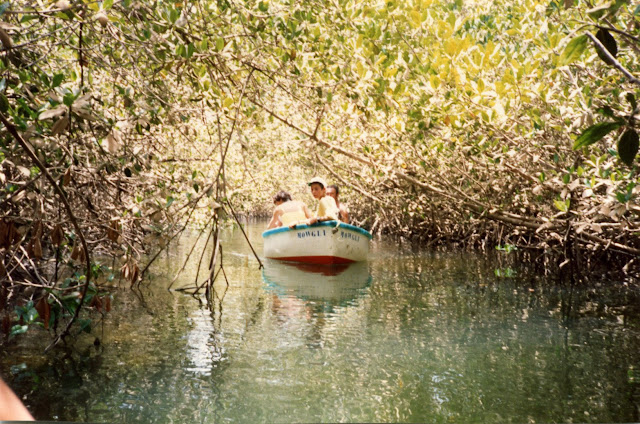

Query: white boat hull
left=262, top=221, right=371, bottom=264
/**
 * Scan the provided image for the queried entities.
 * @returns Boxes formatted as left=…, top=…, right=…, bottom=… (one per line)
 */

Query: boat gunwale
left=262, top=221, right=373, bottom=239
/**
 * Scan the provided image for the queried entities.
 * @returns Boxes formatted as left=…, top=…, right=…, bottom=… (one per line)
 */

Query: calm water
left=2, top=222, right=640, bottom=423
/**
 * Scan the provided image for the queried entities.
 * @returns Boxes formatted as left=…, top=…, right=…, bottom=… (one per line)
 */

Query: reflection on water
left=263, top=260, right=371, bottom=304
left=185, top=307, right=225, bottom=376
left=262, top=260, right=371, bottom=349
left=1, top=222, right=640, bottom=423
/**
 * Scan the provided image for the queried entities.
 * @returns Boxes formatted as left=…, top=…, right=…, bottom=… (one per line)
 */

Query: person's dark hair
left=328, top=184, right=339, bottom=196
left=273, top=191, right=292, bottom=203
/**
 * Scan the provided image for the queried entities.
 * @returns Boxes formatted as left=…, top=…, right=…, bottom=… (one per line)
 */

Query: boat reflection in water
left=262, top=260, right=372, bottom=305
left=262, top=260, right=372, bottom=348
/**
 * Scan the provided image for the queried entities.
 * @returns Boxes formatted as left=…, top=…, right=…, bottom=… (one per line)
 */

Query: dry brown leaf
left=51, top=116, right=69, bottom=135
left=120, top=262, right=130, bottom=279
left=38, top=105, right=67, bottom=121
left=90, top=295, right=103, bottom=312
left=63, top=167, right=72, bottom=186
left=50, top=224, right=64, bottom=247
left=30, top=237, right=43, bottom=259
left=0, top=220, right=18, bottom=249
left=106, top=219, right=121, bottom=242
left=17, top=166, right=31, bottom=178
left=70, top=241, right=85, bottom=262
left=0, top=220, right=8, bottom=249
left=95, top=11, right=109, bottom=27
left=130, top=262, right=140, bottom=287
left=1, top=315, right=10, bottom=335
left=0, top=28, right=12, bottom=49
left=33, top=221, right=43, bottom=238
left=106, top=133, right=119, bottom=154
left=35, top=297, right=50, bottom=330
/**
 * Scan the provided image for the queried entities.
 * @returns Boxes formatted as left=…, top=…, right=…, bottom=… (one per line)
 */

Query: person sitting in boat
left=267, top=190, right=313, bottom=229
left=326, top=184, right=349, bottom=224
left=293, top=177, right=339, bottom=227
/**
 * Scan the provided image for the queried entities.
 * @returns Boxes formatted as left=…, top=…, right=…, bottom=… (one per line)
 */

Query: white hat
left=307, top=176, right=327, bottom=188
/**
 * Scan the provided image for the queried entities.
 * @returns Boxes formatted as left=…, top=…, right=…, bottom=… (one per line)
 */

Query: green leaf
left=52, top=73, right=64, bottom=88
left=494, top=267, right=516, bottom=278
left=0, top=2, right=10, bottom=16
left=627, top=93, right=637, bottom=112
left=617, top=129, right=639, bottom=166
left=186, top=43, right=195, bottom=59
left=25, top=306, right=38, bottom=323
left=20, top=14, right=38, bottom=23
left=573, top=121, right=622, bottom=149
left=63, top=92, right=75, bottom=107
left=595, top=105, right=615, bottom=118
left=78, top=318, right=91, bottom=333
left=558, top=34, right=588, bottom=66
left=554, top=198, right=570, bottom=212
left=9, top=325, right=28, bottom=338
left=215, top=37, right=224, bottom=52
left=103, top=0, right=113, bottom=9
left=496, top=244, right=517, bottom=253
left=0, top=93, right=9, bottom=112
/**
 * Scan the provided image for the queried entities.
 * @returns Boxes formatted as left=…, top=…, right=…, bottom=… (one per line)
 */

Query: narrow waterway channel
left=2, top=222, right=640, bottom=423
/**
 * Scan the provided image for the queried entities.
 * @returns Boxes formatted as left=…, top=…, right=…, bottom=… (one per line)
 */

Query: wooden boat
left=262, top=221, right=372, bottom=264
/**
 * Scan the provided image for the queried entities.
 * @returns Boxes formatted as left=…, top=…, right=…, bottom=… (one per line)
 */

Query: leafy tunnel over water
left=2, top=222, right=640, bottom=423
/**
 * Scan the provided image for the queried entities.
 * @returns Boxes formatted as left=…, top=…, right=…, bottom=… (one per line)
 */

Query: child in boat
left=297, top=177, right=339, bottom=226
left=326, top=184, right=349, bottom=224
left=267, top=191, right=313, bottom=229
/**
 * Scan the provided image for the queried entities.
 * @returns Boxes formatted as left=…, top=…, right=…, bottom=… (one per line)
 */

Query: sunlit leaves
left=558, top=34, right=588, bottom=66
left=554, top=198, right=570, bottom=212
left=215, top=37, right=225, bottom=52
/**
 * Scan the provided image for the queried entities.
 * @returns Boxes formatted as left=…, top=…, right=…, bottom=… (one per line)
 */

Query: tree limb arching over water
left=1, top=0, right=640, bottom=345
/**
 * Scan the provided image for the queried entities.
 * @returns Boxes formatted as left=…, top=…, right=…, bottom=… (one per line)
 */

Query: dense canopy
left=1, top=0, right=639, bottom=343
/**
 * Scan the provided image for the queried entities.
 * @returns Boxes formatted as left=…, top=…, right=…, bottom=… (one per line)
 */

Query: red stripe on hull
left=269, top=255, right=355, bottom=265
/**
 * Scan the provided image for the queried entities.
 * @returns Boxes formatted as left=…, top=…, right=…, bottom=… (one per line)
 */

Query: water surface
left=2, top=222, right=640, bottom=423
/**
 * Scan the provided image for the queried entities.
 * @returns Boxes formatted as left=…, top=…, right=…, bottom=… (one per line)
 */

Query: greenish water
left=2, top=222, right=640, bottom=423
